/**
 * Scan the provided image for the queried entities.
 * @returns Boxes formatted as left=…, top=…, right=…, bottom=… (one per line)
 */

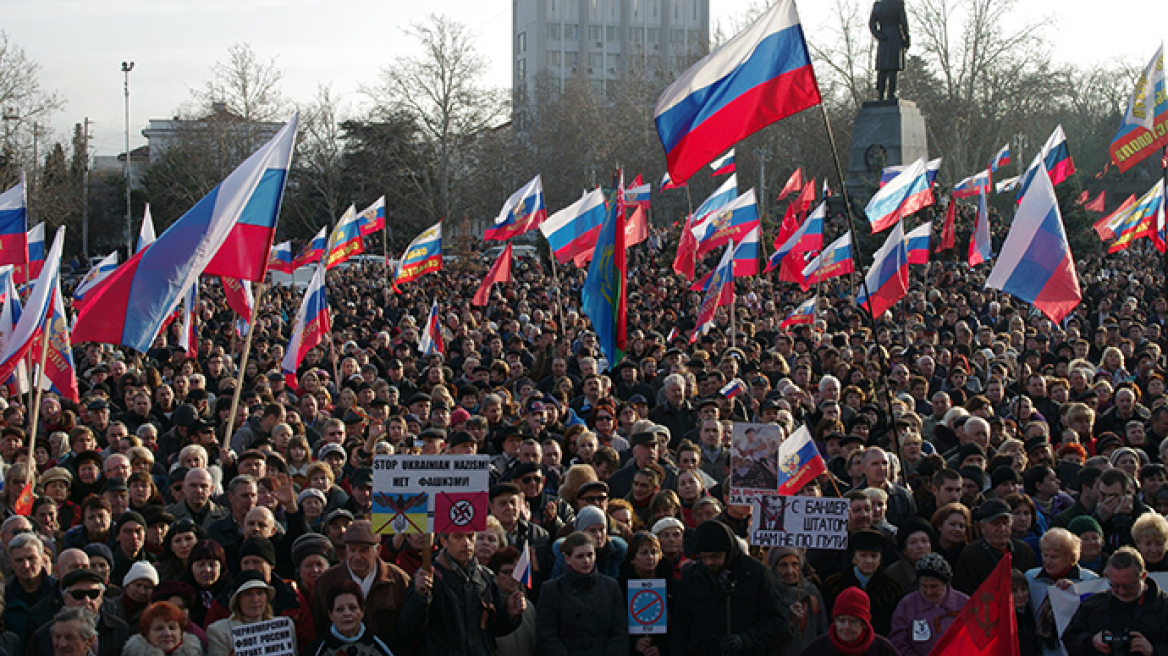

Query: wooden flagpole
left=227, top=282, right=266, bottom=439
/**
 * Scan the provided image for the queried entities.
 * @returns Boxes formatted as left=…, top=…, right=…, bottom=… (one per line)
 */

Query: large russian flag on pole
left=866, top=157, right=936, bottom=233
left=0, top=176, right=29, bottom=270
left=856, top=220, right=908, bottom=319
left=73, top=115, right=298, bottom=352
left=394, top=221, right=443, bottom=286
left=986, top=167, right=1081, bottom=323
left=324, top=205, right=365, bottom=269
left=654, top=0, right=821, bottom=185
left=539, top=189, right=606, bottom=265
left=880, top=157, right=942, bottom=188
left=0, top=226, right=79, bottom=402
left=776, top=425, right=827, bottom=495
left=1109, top=45, right=1167, bottom=173
left=486, top=175, right=547, bottom=242
left=968, top=190, right=993, bottom=266
left=281, top=263, right=330, bottom=387
left=1015, top=125, right=1074, bottom=204
left=293, top=227, right=327, bottom=268
left=356, top=196, right=386, bottom=237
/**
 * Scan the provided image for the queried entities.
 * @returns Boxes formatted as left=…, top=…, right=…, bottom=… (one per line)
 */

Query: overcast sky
left=5, top=0, right=1161, bottom=159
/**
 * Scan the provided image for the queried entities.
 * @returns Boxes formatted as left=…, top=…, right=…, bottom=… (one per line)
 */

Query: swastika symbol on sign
left=450, top=500, right=476, bottom=526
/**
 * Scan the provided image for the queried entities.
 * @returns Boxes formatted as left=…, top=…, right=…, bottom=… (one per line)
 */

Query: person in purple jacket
left=888, top=554, right=968, bottom=656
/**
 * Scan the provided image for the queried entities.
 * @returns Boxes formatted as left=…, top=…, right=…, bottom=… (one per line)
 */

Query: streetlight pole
left=122, top=61, right=134, bottom=255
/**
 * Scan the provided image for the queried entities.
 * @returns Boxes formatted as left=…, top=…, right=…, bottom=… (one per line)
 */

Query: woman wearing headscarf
left=888, top=554, right=967, bottom=656
left=768, top=546, right=828, bottom=656
left=798, top=587, right=899, bottom=656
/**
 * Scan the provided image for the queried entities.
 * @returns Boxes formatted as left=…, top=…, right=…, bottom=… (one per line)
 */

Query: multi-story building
left=513, top=0, right=709, bottom=103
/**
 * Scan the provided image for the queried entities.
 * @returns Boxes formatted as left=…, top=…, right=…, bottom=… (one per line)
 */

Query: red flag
left=936, top=200, right=956, bottom=252
left=1084, top=191, right=1106, bottom=213
left=472, top=244, right=513, bottom=306
left=221, top=277, right=254, bottom=322
left=926, top=553, right=1018, bottom=656
left=672, top=214, right=698, bottom=280
left=1075, top=190, right=1089, bottom=205
left=777, top=180, right=816, bottom=245
left=14, top=481, right=34, bottom=516
left=625, top=206, right=649, bottom=246
left=777, top=168, right=804, bottom=201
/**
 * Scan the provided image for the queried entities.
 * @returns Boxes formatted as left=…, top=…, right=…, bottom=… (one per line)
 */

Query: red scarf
left=828, top=624, right=875, bottom=656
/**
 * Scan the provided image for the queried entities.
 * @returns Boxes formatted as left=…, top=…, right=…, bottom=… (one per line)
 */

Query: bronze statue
left=869, top=0, right=910, bottom=101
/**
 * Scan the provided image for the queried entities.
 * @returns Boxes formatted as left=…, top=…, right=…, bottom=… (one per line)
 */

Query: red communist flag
left=927, top=553, right=1018, bottom=656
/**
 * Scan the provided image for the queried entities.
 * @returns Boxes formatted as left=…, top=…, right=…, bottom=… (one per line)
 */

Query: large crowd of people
left=0, top=227, right=1166, bottom=656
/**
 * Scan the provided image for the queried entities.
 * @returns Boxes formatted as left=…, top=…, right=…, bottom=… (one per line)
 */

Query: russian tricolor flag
left=72, top=251, right=118, bottom=306
left=655, top=0, right=821, bottom=185
left=324, top=205, right=365, bottom=269
left=17, top=222, right=45, bottom=284
left=866, top=157, right=936, bottom=233
left=692, top=174, right=739, bottom=228
left=660, top=171, right=685, bottom=191
left=986, top=166, right=1081, bottom=323
left=0, top=226, right=79, bottom=402
left=138, top=204, right=157, bottom=252
left=1015, top=125, right=1074, bottom=204
left=989, top=144, right=1011, bottom=173
left=767, top=200, right=824, bottom=279
left=540, top=189, right=606, bottom=265
left=905, top=223, right=931, bottom=265
left=969, top=190, right=993, bottom=266
left=625, top=178, right=651, bottom=209
left=690, top=225, right=761, bottom=290
left=952, top=169, right=991, bottom=199
left=512, top=545, right=533, bottom=589
left=720, top=379, right=747, bottom=399
left=776, top=425, right=827, bottom=495
left=692, top=244, right=735, bottom=342
left=802, top=232, right=853, bottom=288
left=179, top=282, right=199, bottom=359
left=281, top=263, right=330, bottom=388
left=1105, top=181, right=1164, bottom=254
left=709, top=149, right=737, bottom=176
left=693, top=189, right=760, bottom=257
left=486, top=175, right=547, bottom=242
left=880, top=157, right=942, bottom=188
left=72, top=115, right=298, bottom=352
left=293, top=227, right=327, bottom=269
left=780, top=296, right=817, bottom=329
left=418, top=300, right=443, bottom=356
left=856, top=220, right=908, bottom=319
left=267, top=241, right=294, bottom=274
left=0, top=176, right=28, bottom=270
left=395, top=221, right=443, bottom=287
left=1094, top=194, right=1136, bottom=241
left=357, top=196, right=386, bottom=237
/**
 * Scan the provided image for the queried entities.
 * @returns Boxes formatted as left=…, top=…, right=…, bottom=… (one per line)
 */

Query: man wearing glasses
left=25, top=569, right=130, bottom=656
left=1064, top=547, right=1168, bottom=656
left=511, top=462, right=574, bottom=536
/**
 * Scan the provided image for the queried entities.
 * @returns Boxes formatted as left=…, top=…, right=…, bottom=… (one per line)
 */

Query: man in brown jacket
left=311, top=520, right=411, bottom=653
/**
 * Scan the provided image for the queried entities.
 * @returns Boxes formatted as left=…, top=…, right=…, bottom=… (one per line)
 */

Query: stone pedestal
left=845, top=99, right=929, bottom=202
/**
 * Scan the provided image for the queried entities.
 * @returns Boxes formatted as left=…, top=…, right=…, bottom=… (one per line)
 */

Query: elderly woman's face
left=1041, top=539, right=1076, bottom=575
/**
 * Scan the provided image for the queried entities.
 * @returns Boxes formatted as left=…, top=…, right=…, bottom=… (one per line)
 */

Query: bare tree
left=365, top=14, right=508, bottom=225
left=193, top=43, right=287, bottom=152
left=0, top=31, right=65, bottom=188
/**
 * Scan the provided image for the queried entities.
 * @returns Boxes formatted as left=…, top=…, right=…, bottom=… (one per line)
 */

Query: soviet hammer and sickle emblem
left=969, top=591, right=998, bottom=648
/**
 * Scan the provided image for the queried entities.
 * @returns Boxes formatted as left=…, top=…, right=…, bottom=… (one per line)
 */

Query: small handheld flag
left=418, top=301, right=444, bottom=357
left=776, top=425, right=827, bottom=495
left=512, top=545, right=533, bottom=588
left=780, top=296, right=817, bottom=329
left=905, top=223, right=931, bottom=265
left=281, top=263, right=330, bottom=388
left=969, top=190, right=993, bottom=266
left=719, top=379, right=746, bottom=399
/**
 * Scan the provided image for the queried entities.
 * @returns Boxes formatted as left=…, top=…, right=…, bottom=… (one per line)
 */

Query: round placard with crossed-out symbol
left=630, top=589, right=665, bottom=626
left=449, top=499, right=476, bottom=527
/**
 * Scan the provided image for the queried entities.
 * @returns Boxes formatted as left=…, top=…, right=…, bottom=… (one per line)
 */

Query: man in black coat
left=400, top=532, right=524, bottom=656
left=673, top=520, right=787, bottom=656
left=25, top=569, right=129, bottom=656
left=1064, top=547, right=1168, bottom=655
left=952, top=498, right=1037, bottom=595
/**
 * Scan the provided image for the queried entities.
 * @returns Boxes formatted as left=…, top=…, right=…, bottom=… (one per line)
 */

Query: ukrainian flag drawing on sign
left=372, top=492, right=429, bottom=535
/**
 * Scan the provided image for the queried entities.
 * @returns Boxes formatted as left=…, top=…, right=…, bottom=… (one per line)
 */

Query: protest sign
left=628, top=579, right=668, bottom=635
left=231, top=617, right=295, bottom=656
left=729, top=422, right=783, bottom=504
left=748, top=495, right=849, bottom=549
left=372, top=454, right=490, bottom=535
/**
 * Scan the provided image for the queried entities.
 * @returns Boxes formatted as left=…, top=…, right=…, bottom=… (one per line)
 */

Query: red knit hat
left=832, top=587, right=871, bottom=624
